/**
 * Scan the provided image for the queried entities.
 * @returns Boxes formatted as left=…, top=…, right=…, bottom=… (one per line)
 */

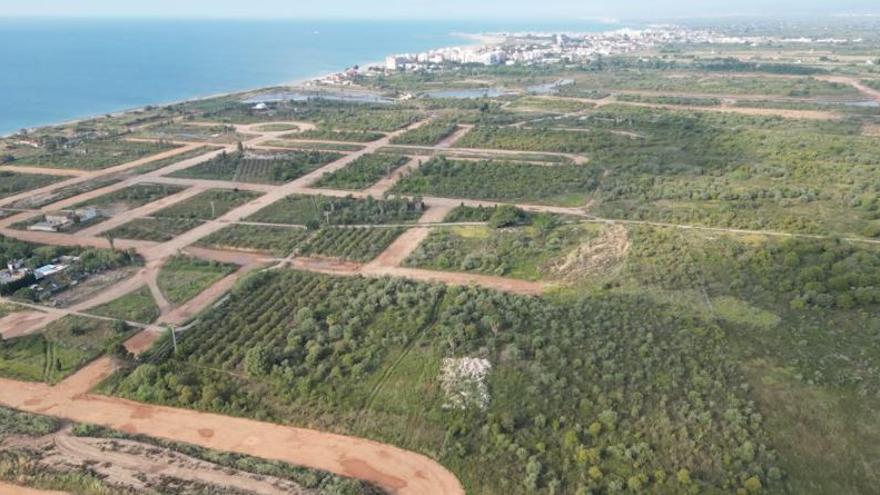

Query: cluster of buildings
left=27, top=207, right=98, bottom=233
left=0, top=258, right=76, bottom=295
left=380, top=27, right=865, bottom=71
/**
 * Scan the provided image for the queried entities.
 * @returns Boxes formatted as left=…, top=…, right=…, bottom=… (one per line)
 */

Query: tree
left=743, top=476, right=762, bottom=493
left=106, top=341, right=133, bottom=362
left=244, top=344, right=272, bottom=377
left=112, top=319, right=129, bottom=334
left=488, top=205, right=527, bottom=228
left=677, top=468, right=691, bottom=485
left=532, top=213, right=560, bottom=238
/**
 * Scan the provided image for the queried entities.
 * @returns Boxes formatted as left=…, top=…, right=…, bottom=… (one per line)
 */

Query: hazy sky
left=2, top=0, right=878, bottom=19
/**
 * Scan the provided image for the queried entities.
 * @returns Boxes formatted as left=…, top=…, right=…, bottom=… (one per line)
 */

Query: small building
left=28, top=221, right=64, bottom=233
left=33, top=264, right=68, bottom=280
left=28, top=210, right=79, bottom=232
left=252, top=102, right=268, bottom=111
left=74, top=207, right=98, bottom=222
left=0, top=267, right=28, bottom=286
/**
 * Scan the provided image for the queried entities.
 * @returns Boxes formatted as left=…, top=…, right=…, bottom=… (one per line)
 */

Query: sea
left=0, top=18, right=616, bottom=135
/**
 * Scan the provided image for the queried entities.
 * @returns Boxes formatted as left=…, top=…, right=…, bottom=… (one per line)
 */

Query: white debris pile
left=440, top=357, right=491, bottom=410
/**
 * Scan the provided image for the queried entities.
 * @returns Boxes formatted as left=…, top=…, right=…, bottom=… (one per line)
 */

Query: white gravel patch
left=441, top=357, right=491, bottom=410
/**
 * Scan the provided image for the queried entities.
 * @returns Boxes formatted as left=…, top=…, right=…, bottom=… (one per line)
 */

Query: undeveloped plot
left=864, top=124, right=880, bottom=137
left=366, top=266, right=546, bottom=296
left=3, top=430, right=315, bottom=495
left=602, top=99, right=842, bottom=121
left=0, top=310, right=61, bottom=339
left=551, top=223, right=630, bottom=282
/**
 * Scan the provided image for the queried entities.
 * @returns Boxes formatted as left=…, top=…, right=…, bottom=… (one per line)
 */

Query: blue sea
left=0, top=18, right=616, bottom=135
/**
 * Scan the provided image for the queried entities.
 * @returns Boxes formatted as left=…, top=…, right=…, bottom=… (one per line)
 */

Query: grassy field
left=392, top=156, right=598, bottom=206
left=312, top=153, right=408, bottom=190
left=404, top=223, right=601, bottom=280
left=261, top=140, right=366, bottom=152
left=199, top=224, right=404, bottom=261
left=136, top=123, right=250, bottom=143
left=0, top=171, right=63, bottom=199
left=12, top=139, right=178, bottom=170
left=72, top=183, right=187, bottom=211
left=560, top=71, right=860, bottom=97
left=129, top=145, right=221, bottom=174
left=247, top=195, right=424, bottom=226
left=168, top=150, right=341, bottom=184
left=87, top=286, right=160, bottom=324
left=106, top=217, right=204, bottom=242
left=151, top=189, right=263, bottom=220
left=298, top=227, right=406, bottom=261
left=0, top=316, right=131, bottom=383
left=157, top=256, right=237, bottom=306
left=390, top=120, right=460, bottom=146
left=292, top=129, right=386, bottom=142
left=197, top=224, right=312, bottom=256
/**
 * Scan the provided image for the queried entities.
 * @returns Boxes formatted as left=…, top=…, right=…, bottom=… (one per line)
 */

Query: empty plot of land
left=12, top=140, right=180, bottom=170
left=168, top=150, right=342, bottom=184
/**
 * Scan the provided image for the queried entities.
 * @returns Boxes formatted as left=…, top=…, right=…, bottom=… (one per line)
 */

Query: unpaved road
left=596, top=98, right=843, bottom=120
left=49, top=432, right=311, bottom=495
left=0, top=482, right=66, bottom=495
left=0, top=364, right=464, bottom=495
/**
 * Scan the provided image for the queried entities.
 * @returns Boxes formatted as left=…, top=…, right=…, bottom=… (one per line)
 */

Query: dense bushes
left=170, top=150, right=341, bottom=184
left=313, top=153, right=408, bottom=190
left=392, top=156, right=599, bottom=206
left=247, top=194, right=425, bottom=225
left=106, top=270, right=783, bottom=494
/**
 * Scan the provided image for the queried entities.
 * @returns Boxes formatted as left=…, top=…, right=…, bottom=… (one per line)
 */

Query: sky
left=2, top=0, right=878, bottom=20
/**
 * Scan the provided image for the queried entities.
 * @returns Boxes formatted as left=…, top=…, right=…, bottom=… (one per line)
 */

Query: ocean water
left=0, top=18, right=615, bottom=135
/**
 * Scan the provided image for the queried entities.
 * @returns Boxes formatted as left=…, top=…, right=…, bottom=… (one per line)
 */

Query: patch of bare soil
left=551, top=224, right=630, bottom=282
left=864, top=124, right=880, bottom=137
left=3, top=430, right=314, bottom=495
left=0, top=481, right=66, bottom=495
left=50, top=266, right=139, bottom=308
left=0, top=310, right=60, bottom=339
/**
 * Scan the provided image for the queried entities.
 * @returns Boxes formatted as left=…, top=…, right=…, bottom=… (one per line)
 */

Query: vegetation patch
left=247, top=194, right=425, bottom=226
left=0, top=315, right=132, bottom=383
left=391, top=120, right=460, bottom=146
left=293, top=129, right=386, bottom=142
left=169, top=149, right=341, bottom=184
left=298, top=227, right=406, bottom=262
left=0, top=171, right=62, bottom=200
left=103, top=271, right=783, bottom=494
left=106, top=217, right=204, bottom=242
left=12, top=139, right=178, bottom=170
left=392, top=156, right=599, bottom=206
left=72, top=183, right=186, bottom=211
left=151, top=189, right=262, bottom=220
left=405, top=221, right=601, bottom=280
left=197, top=224, right=311, bottom=257
left=157, top=256, right=237, bottom=306
left=313, top=153, right=409, bottom=190
left=87, top=286, right=160, bottom=324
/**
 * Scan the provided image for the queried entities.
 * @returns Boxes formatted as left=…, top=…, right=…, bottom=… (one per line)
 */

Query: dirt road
left=0, top=482, right=66, bottom=495
left=0, top=370, right=464, bottom=495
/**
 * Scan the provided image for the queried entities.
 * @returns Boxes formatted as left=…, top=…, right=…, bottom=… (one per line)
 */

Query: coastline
left=3, top=31, right=493, bottom=139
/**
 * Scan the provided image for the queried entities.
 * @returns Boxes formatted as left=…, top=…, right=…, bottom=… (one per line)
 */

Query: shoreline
left=2, top=32, right=492, bottom=139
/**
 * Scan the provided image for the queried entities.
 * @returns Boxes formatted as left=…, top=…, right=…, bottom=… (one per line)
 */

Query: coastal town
left=310, top=26, right=869, bottom=86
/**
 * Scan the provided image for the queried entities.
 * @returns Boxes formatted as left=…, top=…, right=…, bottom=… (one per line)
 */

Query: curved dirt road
left=0, top=364, right=464, bottom=495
